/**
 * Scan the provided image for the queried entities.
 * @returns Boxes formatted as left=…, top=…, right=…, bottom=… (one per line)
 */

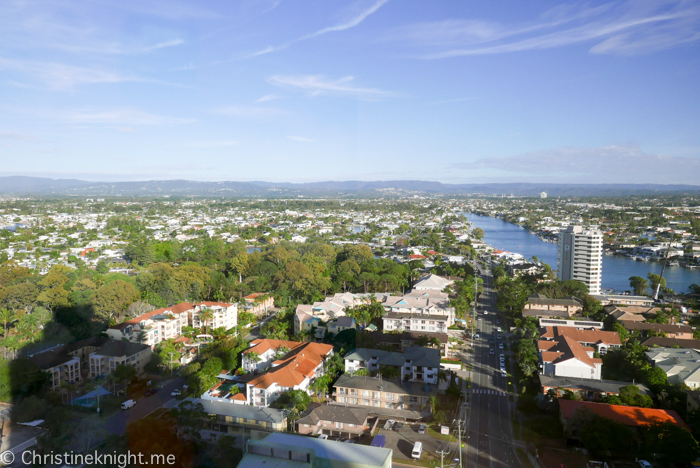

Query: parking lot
left=376, top=420, right=450, bottom=461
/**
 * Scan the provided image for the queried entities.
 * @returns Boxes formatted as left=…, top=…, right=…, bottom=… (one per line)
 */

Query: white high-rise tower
left=558, top=226, right=603, bottom=295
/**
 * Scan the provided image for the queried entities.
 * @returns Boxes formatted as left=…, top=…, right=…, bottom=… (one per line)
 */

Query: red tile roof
left=559, top=400, right=689, bottom=430
left=541, top=327, right=621, bottom=346
left=245, top=340, right=333, bottom=390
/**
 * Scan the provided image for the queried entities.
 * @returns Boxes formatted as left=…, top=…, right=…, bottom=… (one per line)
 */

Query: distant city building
left=540, top=192, right=547, bottom=199
left=557, top=225, right=603, bottom=295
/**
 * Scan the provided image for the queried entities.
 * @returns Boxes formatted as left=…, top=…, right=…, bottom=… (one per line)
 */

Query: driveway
left=376, top=420, right=448, bottom=461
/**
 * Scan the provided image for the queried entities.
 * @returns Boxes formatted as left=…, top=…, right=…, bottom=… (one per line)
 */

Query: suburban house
left=236, top=339, right=334, bottom=407
left=559, top=400, right=689, bottom=439
left=540, top=327, right=622, bottom=355
left=382, top=312, right=449, bottom=333
left=294, top=292, right=357, bottom=334
left=364, top=331, right=450, bottom=356
left=243, top=293, right=275, bottom=317
left=603, top=305, right=661, bottom=322
left=296, top=402, right=373, bottom=439
left=619, top=321, right=693, bottom=339
left=344, top=347, right=441, bottom=384
left=538, top=375, right=652, bottom=401
left=237, top=433, right=392, bottom=468
left=642, top=337, right=700, bottom=350
left=88, top=341, right=152, bottom=379
left=333, top=374, right=437, bottom=414
left=539, top=336, right=603, bottom=380
left=522, top=294, right=583, bottom=318
left=412, top=273, right=453, bottom=291
left=645, top=347, right=700, bottom=388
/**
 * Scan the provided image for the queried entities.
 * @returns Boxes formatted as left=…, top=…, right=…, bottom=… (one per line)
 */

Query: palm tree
left=15, top=320, right=33, bottom=341
left=198, top=308, right=214, bottom=335
left=0, top=309, right=17, bottom=338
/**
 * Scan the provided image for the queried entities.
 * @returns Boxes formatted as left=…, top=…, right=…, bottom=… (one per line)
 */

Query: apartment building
left=382, top=312, right=449, bottom=333
left=29, top=350, right=81, bottom=391
left=522, top=294, right=583, bottom=318
left=238, top=433, right=392, bottom=468
left=344, top=347, right=441, bottom=384
left=333, top=374, right=437, bottom=413
left=199, top=398, right=287, bottom=445
left=236, top=339, right=334, bottom=407
left=243, top=293, right=275, bottom=317
left=540, top=327, right=622, bottom=355
left=297, top=403, right=372, bottom=439
left=538, top=336, right=603, bottom=380
left=192, top=301, right=238, bottom=331
left=558, top=226, right=603, bottom=295
left=619, top=321, right=693, bottom=339
left=89, top=341, right=152, bottom=379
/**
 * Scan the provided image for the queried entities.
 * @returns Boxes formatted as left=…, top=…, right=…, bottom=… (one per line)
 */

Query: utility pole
left=436, top=448, right=449, bottom=468
left=169, top=352, right=177, bottom=378
left=457, top=419, right=463, bottom=468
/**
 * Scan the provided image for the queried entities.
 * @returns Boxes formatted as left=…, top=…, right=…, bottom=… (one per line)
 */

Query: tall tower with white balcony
left=558, top=226, right=603, bottom=295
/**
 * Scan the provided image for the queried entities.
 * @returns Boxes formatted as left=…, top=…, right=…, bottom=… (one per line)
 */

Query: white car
left=474, top=334, right=480, bottom=339
left=171, top=389, right=182, bottom=397
left=497, top=327, right=502, bottom=332
left=318, top=434, right=328, bottom=440
left=638, top=461, right=652, bottom=468
left=500, top=370, right=507, bottom=378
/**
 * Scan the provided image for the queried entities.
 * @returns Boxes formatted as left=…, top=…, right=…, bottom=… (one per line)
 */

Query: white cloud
left=210, top=105, right=284, bottom=118
left=464, top=144, right=700, bottom=184
left=256, top=94, right=278, bottom=103
left=268, top=75, right=393, bottom=99
left=190, top=140, right=239, bottom=148
left=140, top=39, right=185, bottom=53
left=391, top=1, right=700, bottom=58
left=251, top=0, right=390, bottom=56
left=115, top=127, right=135, bottom=133
left=287, top=135, right=314, bottom=142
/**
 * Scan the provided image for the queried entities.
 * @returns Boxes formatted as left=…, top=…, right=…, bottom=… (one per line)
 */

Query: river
left=465, top=213, right=700, bottom=294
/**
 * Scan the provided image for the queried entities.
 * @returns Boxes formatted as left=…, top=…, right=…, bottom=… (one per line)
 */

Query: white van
left=411, top=442, right=423, bottom=459
left=121, top=399, right=135, bottom=410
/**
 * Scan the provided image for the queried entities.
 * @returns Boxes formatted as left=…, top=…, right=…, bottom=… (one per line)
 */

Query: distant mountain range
left=0, top=176, right=699, bottom=197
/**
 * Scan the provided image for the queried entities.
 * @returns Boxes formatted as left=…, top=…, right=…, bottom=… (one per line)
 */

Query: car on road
left=394, top=422, right=404, bottom=432
left=418, top=424, right=427, bottom=434
left=474, top=334, right=480, bottom=339
left=497, top=327, right=502, bottom=332
left=501, top=370, right=507, bottom=378
left=384, top=419, right=395, bottom=430
left=121, top=399, right=136, bottom=410
left=318, top=434, right=328, bottom=440
left=483, top=311, right=488, bottom=315
left=496, top=319, right=500, bottom=325
left=496, top=333, right=501, bottom=339
left=171, top=389, right=182, bottom=397
left=499, top=343, right=504, bottom=349
left=489, top=349, right=494, bottom=355
left=476, top=328, right=481, bottom=333
left=145, top=389, right=158, bottom=396
left=638, top=461, right=652, bottom=468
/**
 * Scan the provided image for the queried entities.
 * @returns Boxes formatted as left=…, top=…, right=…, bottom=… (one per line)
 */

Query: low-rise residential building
left=539, top=336, right=603, bottom=380
left=522, top=294, right=583, bottom=318
left=591, top=294, right=655, bottom=307
left=381, top=296, right=454, bottom=325
left=333, top=374, right=437, bottom=413
left=192, top=301, right=238, bottom=331
left=559, top=400, right=689, bottom=439
left=199, top=398, right=287, bottom=443
left=382, top=312, right=449, bottom=333
left=538, top=318, right=603, bottom=329
left=296, top=403, right=372, bottom=439
left=29, top=350, right=81, bottom=391
left=412, top=273, right=453, bottom=291
left=642, top=337, right=700, bottom=350
left=327, top=317, right=356, bottom=335
left=344, top=347, right=441, bottom=384
left=538, top=375, right=652, bottom=401
left=238, top=433, right=392, bottom=468
left=88, top=341, right=152, bottom=379
left=619, top=321, right=693, bottom=339
left=243, top=293, right=275, bottom=317
left=646, top=347, right=700, bottom=388
left=106, top=303, right=191, bottom=347
left=540, top=327, right=622, bottom=355
left=235, top=340, right=334, bottom=407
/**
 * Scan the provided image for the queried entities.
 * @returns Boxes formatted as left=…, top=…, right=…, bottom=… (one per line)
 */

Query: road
left=462, top=264, right=524, bottom=468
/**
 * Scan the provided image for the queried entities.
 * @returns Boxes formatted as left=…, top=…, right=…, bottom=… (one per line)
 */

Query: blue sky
left=1, top=0, right=699, bottom=184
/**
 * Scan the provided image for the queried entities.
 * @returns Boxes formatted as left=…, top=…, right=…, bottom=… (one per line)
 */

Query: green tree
left=93, top=280, right=140, bottom=322
left=647, top=272, right=666, bottom=296
left=629, top=276, right=649, bottom=296
left=198, top=308, right=214, bottom=335
left=640, top=422, right=700, bottom=463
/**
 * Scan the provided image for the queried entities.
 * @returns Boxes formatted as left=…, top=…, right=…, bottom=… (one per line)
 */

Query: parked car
left=497, top=327, right=502, bottom=332
left=638, top=461, right=652, bottom=468
left=394, top=422, right=404, bottom=432
left=500, top=370, right=507, bottom=378
left=384, top=419, right=395, bottom=430
left=489, top=349, right=494, bottom=355
left=121, top=399, right=136, bottom=410
left=171, top=389, right=182, bottom=397
left=344, top=439, right=356, bottom=444
left=318, top=434, right=328, bottom=440
left=474, top=334, right=480, bottom=339
left=145, top=389, right=158, bottom=396
left=418, top=424, right=427, bottom=434
left=499, top=343, right=504, bottom=349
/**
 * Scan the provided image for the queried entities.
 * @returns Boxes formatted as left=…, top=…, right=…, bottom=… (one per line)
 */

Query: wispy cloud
left=0, top=57, right=174, bottom=90
left=190, top=140, right=239, bottom=148
left=287, top=135, right=314, bottom=142
left=0, top=130, right=35, bottom=141
left=458, top=144, right=700, bottom=184
left=140, top=39, right=185, bottom=53
left=251, top=0, right=390, bottom=56
left=210, top=105, right=284, bottom=118
left=268, top=75, right=394, bottom=99
left=428, top=97, right=477, bottom=105
left=256, top=94, right=278, bottom=103
left=46, top=109, right=195, bottom=126
left=115, top=127, right=135, bottom=133
left=390, top=1, right=700, bottom=58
